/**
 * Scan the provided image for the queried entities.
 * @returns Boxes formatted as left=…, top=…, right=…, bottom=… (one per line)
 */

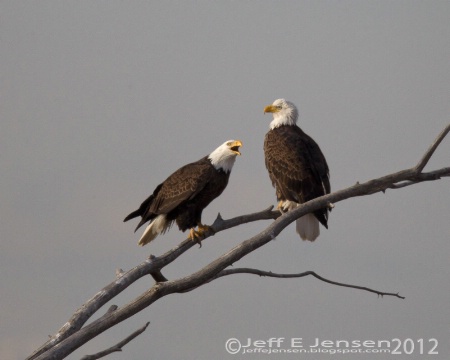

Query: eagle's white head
left=264, top=98, right=299, bottom=129
left=208, top=140, right=242, bottom=173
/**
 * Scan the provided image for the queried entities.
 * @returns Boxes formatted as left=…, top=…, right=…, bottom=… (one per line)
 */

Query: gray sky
left=1, top=1, right=449, bottom=359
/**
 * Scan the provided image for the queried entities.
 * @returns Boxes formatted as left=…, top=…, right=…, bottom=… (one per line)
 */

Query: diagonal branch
left=80, top=322, right=150, bottom=360
left=213, top=268, right=405, bottom=299
left=415, top=123, right=450, bottom=172
left=387, top=168, right=450, bottom=189
left=26, top=207, right=279, bottom=360
left=29, top=125, right=449, bottom=360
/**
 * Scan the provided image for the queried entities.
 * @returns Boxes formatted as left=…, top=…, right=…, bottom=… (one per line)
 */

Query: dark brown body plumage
left=264, top=125, right=330, bottom=227
left=124, top=156, right=230, bottom=233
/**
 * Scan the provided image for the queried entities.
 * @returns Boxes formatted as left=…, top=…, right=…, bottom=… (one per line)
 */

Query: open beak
left=229, top=140, right=242, bottom=155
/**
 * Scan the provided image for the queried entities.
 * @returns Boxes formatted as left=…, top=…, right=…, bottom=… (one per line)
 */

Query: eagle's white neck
left=269, top=101, right=298, bottom=130
left=208, top=148, right=236, bottom=173
left=270, top=112, right=298, bottom=129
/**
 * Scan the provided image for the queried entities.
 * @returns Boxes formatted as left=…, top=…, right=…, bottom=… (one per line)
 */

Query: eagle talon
left=276, top=201, right=287, bottom=213
left=188, top=224, right=215, bottom=247
left=198, top=224, right=215, bottom=235
left=188, top=228, right=202, bottom=247
left=276, top=201, right=282, bottom=212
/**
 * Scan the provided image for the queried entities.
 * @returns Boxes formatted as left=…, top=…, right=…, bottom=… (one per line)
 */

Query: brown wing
left=124, top=156, right=215, bottom=231
left=264, top=125, right=330, bottom=205
left=149, top=156, right=213, bottom=214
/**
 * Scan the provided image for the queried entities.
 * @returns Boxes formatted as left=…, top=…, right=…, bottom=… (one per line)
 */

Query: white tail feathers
left=280, top=201, right=320, bottom=241
left=296, top=213, right=320, bottom=241
left=138, top=215, right=168, bottom=246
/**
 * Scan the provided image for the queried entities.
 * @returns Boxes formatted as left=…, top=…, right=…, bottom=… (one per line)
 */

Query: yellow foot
left=276, top=200, right=287, bottom=213
left=188, top=224, right=215, bottom=247
left=276, top=201, right=283, bottom=210
left=198, top=224, right=215, bottom=235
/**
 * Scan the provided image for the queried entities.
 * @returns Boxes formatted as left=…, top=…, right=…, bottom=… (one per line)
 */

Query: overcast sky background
left=1, top=1, right=450, bottom=359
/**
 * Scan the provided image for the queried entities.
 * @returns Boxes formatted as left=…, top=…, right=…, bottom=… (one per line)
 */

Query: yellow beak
left=264, top=105, right=278, bottom=114
left=229, top=140, right=242, bottom=155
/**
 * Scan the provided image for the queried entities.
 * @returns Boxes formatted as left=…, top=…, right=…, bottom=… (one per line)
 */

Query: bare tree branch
left=26, top=206, right=279, bottom=360
left=387, top=168, right=450, bottom=189
left=80, top=322, right=150, bottom=360
left=415, top=123, right=450, bottom=172
left=213, top=268, right=405, bottom=299
left=28, top=125, right=449, bottom=360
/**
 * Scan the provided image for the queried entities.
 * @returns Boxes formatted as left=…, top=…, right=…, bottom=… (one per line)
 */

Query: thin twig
left=80, top=322, right=150, bottom=360
left=388, top=168, right=450, bottom=189
left=214, top=268, right=405, bottom=299
left=415, top=123, right=450, bottom=172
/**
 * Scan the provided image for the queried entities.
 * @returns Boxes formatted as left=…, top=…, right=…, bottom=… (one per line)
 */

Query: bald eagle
left=263, top=99, right=330, bottom=241
left=124, top=140, right=242, bottom=246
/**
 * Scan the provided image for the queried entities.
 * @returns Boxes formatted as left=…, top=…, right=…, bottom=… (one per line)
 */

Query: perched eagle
left=263, top=99, right=330, bottom=241
left=124, top=140, right=242, bottom=246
